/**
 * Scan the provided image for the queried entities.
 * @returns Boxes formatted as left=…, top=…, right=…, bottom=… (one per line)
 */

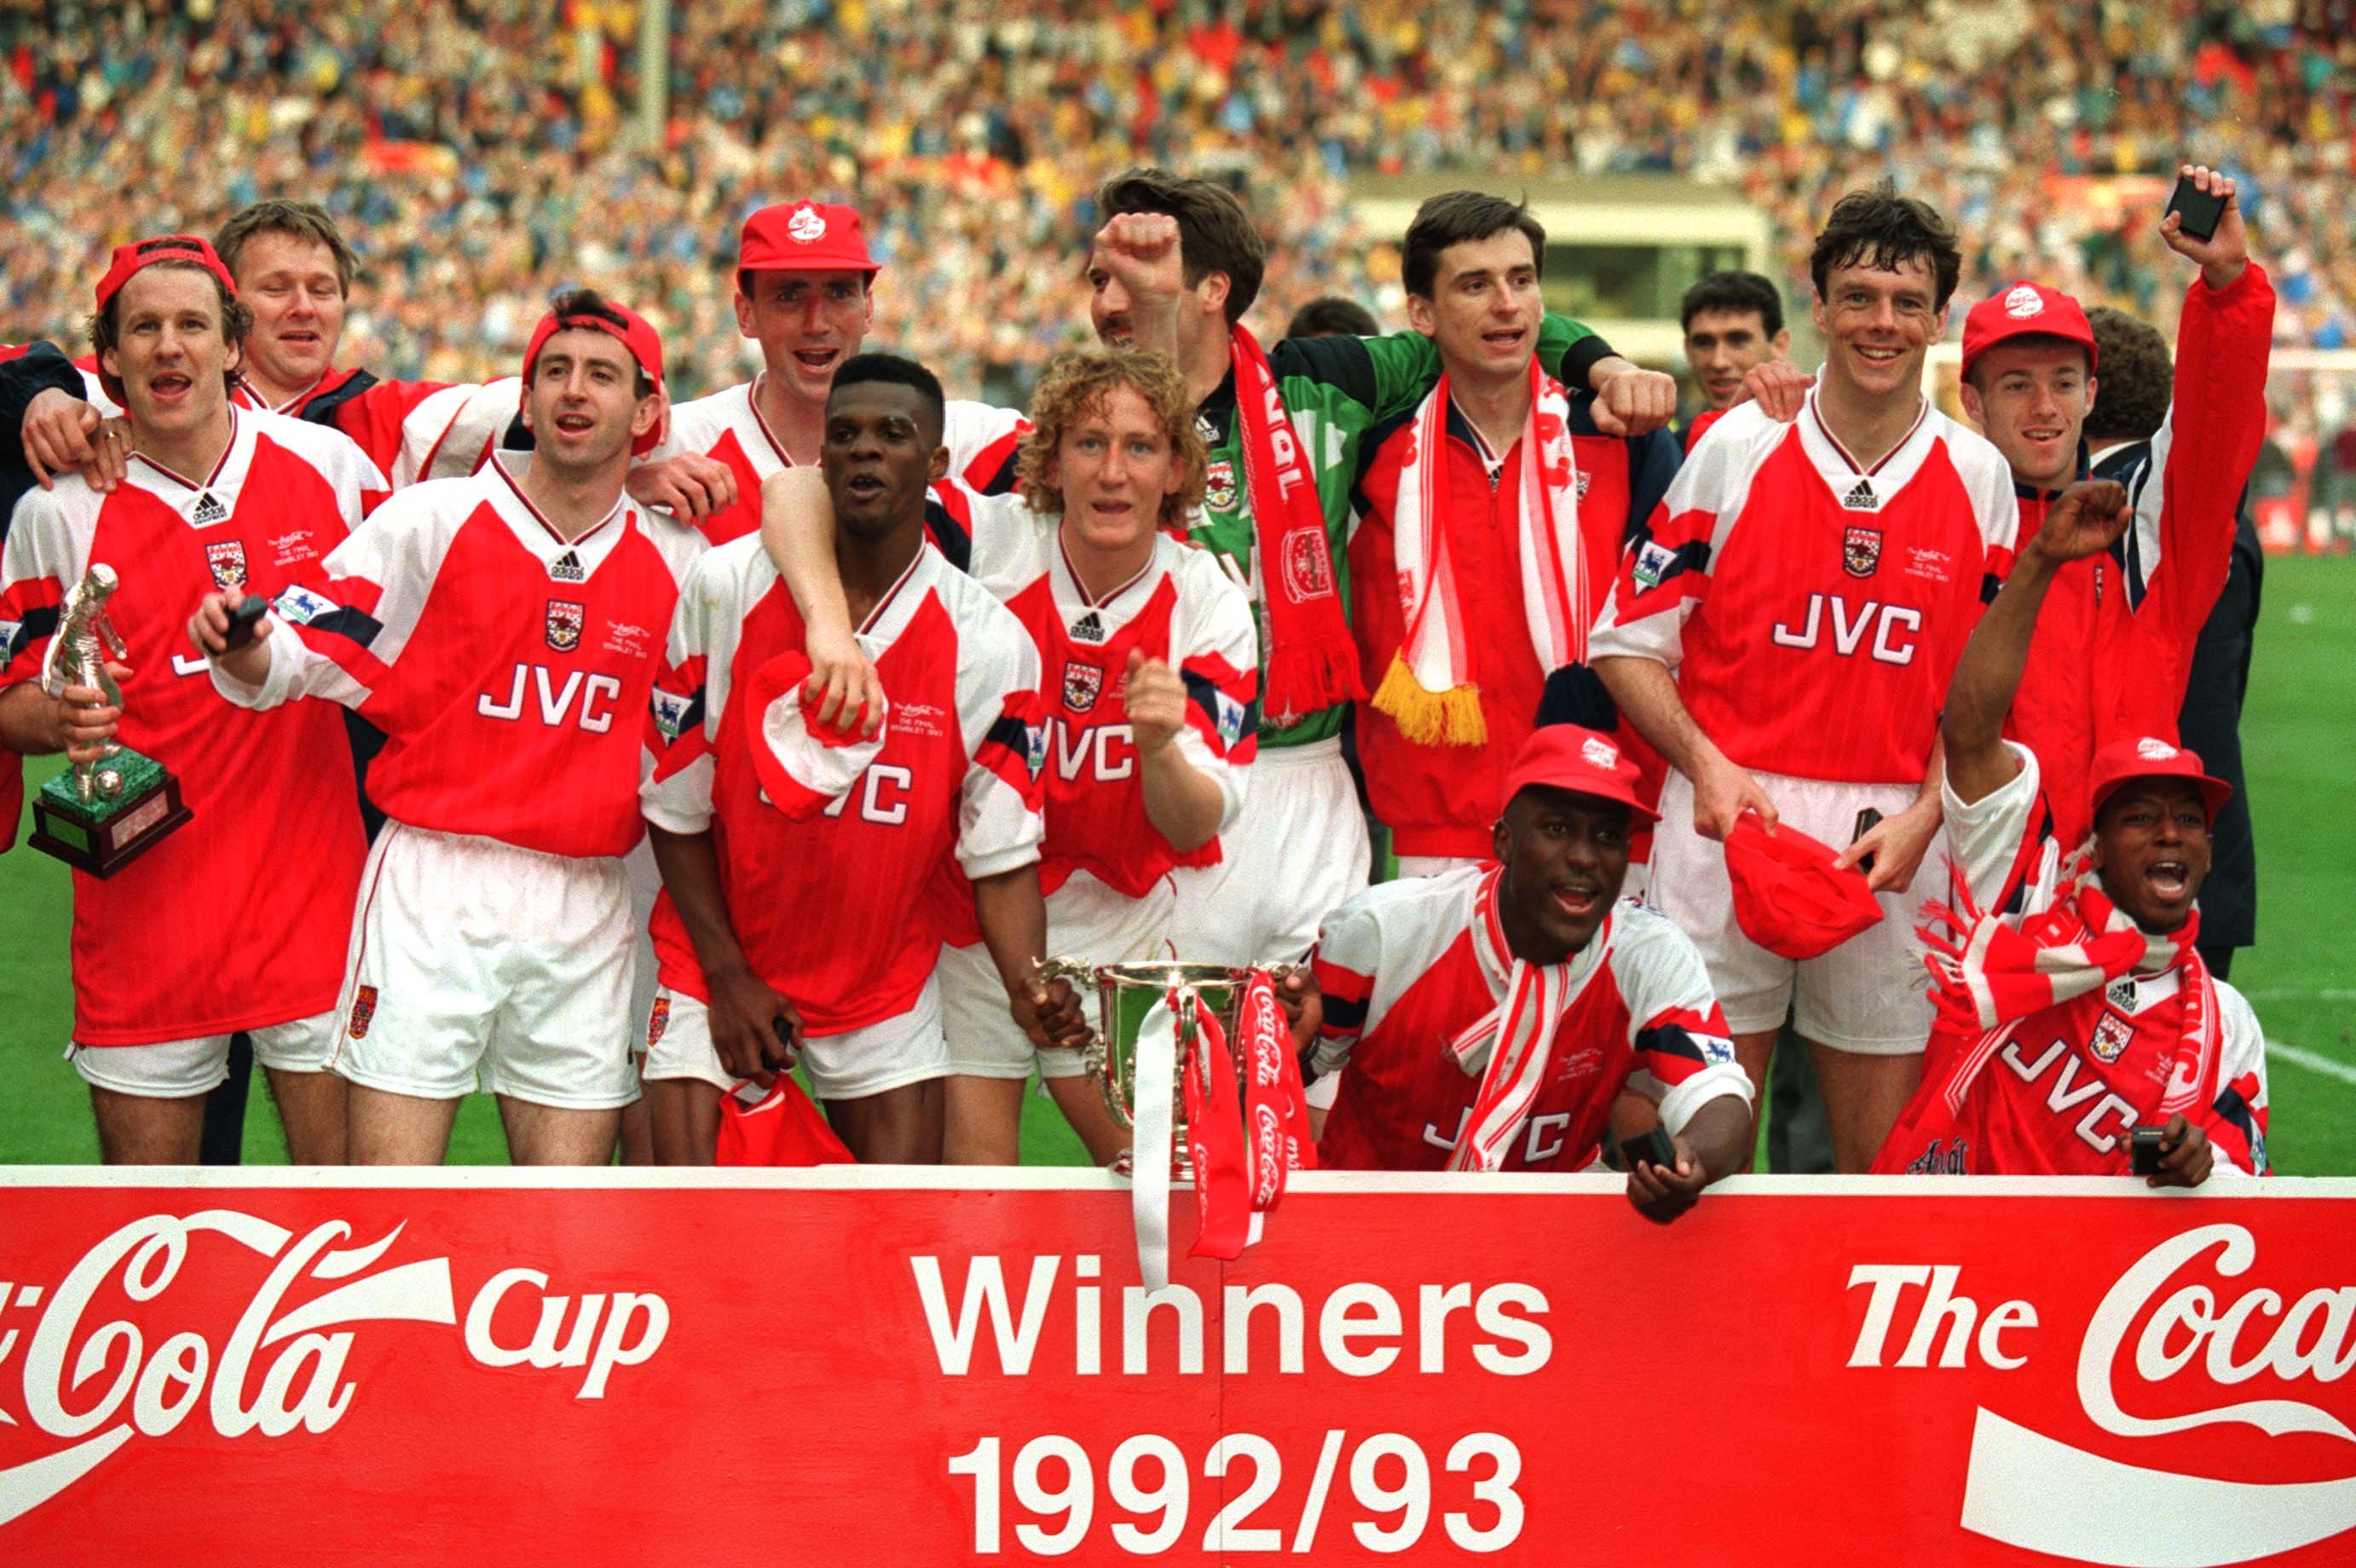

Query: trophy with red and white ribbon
left=1035, top=960, right=1319, bottom=1290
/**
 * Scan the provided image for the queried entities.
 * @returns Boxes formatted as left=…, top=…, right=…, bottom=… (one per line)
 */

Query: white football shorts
left=1647, top=767, right=1936, bottom=1056
left=640, top=976, right=950, bottom=1102
left=329, top=823, right=638, bottom=1108
left=68, top=1012, right=338, bottom=1098
left=1171, top=737, right=1368, bottom=966
left=943, top=868, right=1175, bottom=1081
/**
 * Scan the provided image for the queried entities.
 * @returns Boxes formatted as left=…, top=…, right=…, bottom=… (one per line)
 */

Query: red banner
left=3, top=1169, right=2353, bottom=1566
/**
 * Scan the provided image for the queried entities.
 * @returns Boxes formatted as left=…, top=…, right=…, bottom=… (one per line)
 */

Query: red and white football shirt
left=1872, top=741, right=2269, bottom=1177
left=641, top=536, right=1043, bottom=1034
left=235, top=370, right=523, bottom=501
left=655, top=378, right=1025, bottom=546
left=965, top=494, right=1258, bottom=905
left=1590, top=389, right=2018, bottom=783
left=1310, top=868, right=1750, bottom=1172
left=220, top=457, right=704, bottom=858
left=0, top=409, right=382, bottom=1043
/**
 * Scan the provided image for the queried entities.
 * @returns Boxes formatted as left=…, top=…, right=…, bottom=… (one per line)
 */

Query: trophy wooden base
left=28, top=759, right=193, bottom=879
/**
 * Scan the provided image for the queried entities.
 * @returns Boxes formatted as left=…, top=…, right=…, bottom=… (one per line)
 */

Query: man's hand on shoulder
left=1738, top=360, right=1813, bottom=423
left=628, top=452, right=737, bottom=521
left=22, top=390, right=126, bottom=493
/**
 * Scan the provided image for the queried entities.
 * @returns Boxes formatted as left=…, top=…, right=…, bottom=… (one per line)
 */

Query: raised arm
left=758, top=466, right=883, bottom=735
left=1943, top=480, right=2133, bottom=805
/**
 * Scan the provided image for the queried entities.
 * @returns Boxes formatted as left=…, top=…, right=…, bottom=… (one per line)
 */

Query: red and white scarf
left=1229, top=326, right=1365, bottom=728
left=1917, top=848, right=2216, bottom=1118
left=1373, top=357, right=1587, bottom=747
left=1445, top=868, right=1602, bottom=1173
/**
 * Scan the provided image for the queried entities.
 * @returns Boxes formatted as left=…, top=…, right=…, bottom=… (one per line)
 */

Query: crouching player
left=192, top=291, right=705, bottom=1164
left=642, top=355, right=1074, bottom=1165
left=768, top=347, right=1259, bottom=1165
left=1289, top=726, right=1754, bottom=1221
left=1874, top=481, right=2267, bottom=1180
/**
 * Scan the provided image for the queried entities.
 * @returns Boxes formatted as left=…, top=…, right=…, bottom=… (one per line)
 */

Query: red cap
left=94, top=235, right=239, bottom=315
left=2089, top=736, right=2231, bottom=824
left=738, top=202, right=880, bottom=277
left=1723, top=813, right=1883, bottom=961
left=1960, top=281, right=2098, bottom=381
left=521, top=299, right=666, bottom=455
left=1498, top=726, right=1659, bottom=823
left=743, top=649, right=888, bottom=821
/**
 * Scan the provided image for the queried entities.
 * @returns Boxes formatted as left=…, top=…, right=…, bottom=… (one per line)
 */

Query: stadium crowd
left=0, top=0, right=2347, bottom=401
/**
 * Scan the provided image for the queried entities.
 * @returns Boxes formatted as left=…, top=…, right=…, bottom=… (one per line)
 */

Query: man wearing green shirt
left=1088, top=170, right=1675, bottom=965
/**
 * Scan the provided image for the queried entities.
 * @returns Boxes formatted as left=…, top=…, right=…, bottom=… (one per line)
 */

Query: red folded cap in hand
left=1723, top=811, right=1883, bottom=960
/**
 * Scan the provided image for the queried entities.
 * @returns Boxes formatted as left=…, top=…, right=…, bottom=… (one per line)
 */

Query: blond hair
left=1015, top=347, right=1207, bottom=531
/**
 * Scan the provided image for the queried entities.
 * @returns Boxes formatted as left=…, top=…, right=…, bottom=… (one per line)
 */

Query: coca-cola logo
left=0, top=1211, right=668, bottom=1528
left=1853, top=1223, right=2356, bottom=1565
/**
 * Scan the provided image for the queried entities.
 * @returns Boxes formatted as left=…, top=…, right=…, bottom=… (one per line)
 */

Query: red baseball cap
left=2089, top=736, right=2232, bottom=824
left=1723, top=813, right=1883, bottom=961
left=743, top=649, right=888, bottom=820
left=1498, top=726, right=1659, bottom=823
left=1960, top=281, right=2099, bottom=382
left=94, top=235, right=239, bottom=314
left=739, top=202, right=881, bottom=277
left=521, top=298, right=667, bottom=454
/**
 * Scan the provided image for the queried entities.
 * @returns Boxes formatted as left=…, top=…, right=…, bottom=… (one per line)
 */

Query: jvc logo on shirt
left=819, top=764, right=913, bottom=826
left=477, top=663, right=624, bottom=732
left=1050, top=718, right=1134, bottom=782
left=1770, top=594, right=1921, bottom=666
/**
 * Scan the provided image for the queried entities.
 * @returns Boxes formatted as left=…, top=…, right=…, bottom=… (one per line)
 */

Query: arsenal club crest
left=1062, top=660, right=1103, bottom=714
left=2090, top=1011, right=2134, bottom=1064
left=546, top=599, right=585, bottom=653
left=1279, top=525, right=1332, bottom=600
left=347, top=984, right=378, bottom=1041
left=1203, top=459, right=1239, bottom=513
left=646, top=995, right=671, bottom=1050
left=1842, top=525, right=1882, bottom=579
left=205, top=539, right=249, bottom=590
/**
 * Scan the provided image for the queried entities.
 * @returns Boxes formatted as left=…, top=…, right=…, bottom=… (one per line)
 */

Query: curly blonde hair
left=1014, top=347, right=1207, bottom=530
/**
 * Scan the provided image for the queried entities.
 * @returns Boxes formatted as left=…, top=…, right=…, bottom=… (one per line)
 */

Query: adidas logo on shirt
left=190, top=492, right=228, bottom=525
left=1070, top=610, right=1106, bottom=643
left=551, top=550, right=586, bottom=583
left=1841, top=480, right=1878, bottom=511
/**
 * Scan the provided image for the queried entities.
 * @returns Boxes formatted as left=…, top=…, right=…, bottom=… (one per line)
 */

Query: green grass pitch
left=4, top=556, right=2351, bottom=1170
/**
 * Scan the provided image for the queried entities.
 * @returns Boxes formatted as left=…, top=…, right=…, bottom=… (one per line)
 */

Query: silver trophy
left=28, top=563, right=192, bottom=876
left=1035, top=960, right=1273, bottom=1176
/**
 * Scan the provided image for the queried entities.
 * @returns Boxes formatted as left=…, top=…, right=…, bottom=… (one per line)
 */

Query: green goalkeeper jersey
left=1186, top=314, right=1608, bottom=747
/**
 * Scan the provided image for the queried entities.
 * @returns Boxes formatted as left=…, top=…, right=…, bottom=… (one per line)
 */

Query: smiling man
left=0, top=235, right=381, bottom=1164
left=192, top=291, right=706, bottom=1167
left=1289, top=725, right=1752, bottom=1219
left=1590, top=182, right=2018, bottom=1172
left=1679, top=269, right=1790, bottom=448
left=1350, top=192, right=1680, bottom=875
left=1952, top=166, right=2273, bottom=849
left=647, top=201, right=1025, bottom=553
left=1874, top=480, right=2267, bottom=1181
